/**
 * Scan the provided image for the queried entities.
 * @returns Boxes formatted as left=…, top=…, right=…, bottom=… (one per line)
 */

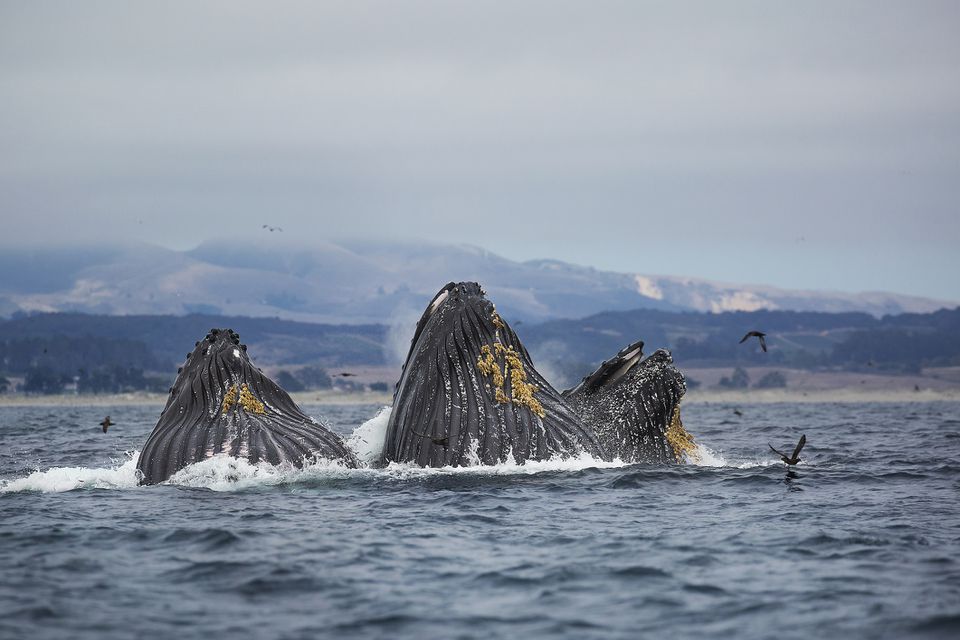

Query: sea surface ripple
left=1, top=402, right=959, bottom=639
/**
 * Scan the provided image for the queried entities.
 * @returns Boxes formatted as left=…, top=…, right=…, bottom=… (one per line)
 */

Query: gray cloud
left=1, top=1, right=958, bottom=298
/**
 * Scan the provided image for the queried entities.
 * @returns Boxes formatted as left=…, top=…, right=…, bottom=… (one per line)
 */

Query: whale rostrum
left=382, top=282, right=696, bottom=467
left=136, top=328, right=357, bottom=485
left=381, top=282, right=602, bottom=467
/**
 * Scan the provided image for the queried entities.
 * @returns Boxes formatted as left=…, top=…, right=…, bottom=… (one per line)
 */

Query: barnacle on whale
left=476, top=328, right=545, bottom=417
left=665, top=404, right=697, bottom=462
left=138, top=328, right=356, bottom=484
left=383, top=282, right=597, bottom=467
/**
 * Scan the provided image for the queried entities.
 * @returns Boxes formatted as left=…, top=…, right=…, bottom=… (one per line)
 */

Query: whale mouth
left=385, top=282, right=694, bottom=468
left=161, top=328, right=252, bottom=413
left=565, top=340, right=646, bottom=396
left=138, top=328, right=357, bottom=484
left=563, top=347, right=691, bottom=464
left=383, top=282, right=601, bottom=467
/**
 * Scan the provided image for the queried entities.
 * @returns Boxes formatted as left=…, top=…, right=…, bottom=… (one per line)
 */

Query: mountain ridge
left=0, top=240, right=952, bottom=324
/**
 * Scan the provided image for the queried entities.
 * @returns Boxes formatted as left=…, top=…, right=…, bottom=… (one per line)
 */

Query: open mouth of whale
left=137, top=328, right=357, bottom=485
left=386, top=282, right=695, bottom=468
left=382, top=282, right=602, bottom=467
left=563, top=347, right=693, bottom=463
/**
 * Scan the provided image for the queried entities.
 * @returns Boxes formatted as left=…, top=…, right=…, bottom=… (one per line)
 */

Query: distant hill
left=0, top=241, right=952, bottom=324
left=3, top=306, right=958, bottom=392
left=520, top=306, right=960, bottom=386
left=0, top=312, right=386, bottom=369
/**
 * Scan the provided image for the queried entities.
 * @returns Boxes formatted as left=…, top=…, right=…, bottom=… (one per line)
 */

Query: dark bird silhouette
left=100, top=416, right=114, bottom=433
left=409, top=427, right=449, bottom=448
left=262, top=224, right=283, bottom=232
left=769, top=434, right=806, bottom=465
left=733, top=408, right=743, bottom=417
left=739, top=331, right=767, bottom=352
left=337, top=372, right=357, bottom=377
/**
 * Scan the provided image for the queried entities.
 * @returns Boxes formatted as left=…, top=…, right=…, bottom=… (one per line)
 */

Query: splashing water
left=0, top=436, right=770, bottom=495
left=344, top=405, right=391, bottom=465
left=683, top=442, right=779, bottom=469
left=0, top=402, right=782, bottom=494
left=0, top=453, right=141, bottom=494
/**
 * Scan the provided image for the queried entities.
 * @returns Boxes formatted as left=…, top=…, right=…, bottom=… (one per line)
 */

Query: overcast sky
left=1, top=1, right=958, bottom=300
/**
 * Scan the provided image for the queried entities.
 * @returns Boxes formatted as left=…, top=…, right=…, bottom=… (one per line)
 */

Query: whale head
left=383, top=282, right=602, bottom=467
left=138, top=328, right=356, bottom=484
left=563, top=346, right=693, bottom=463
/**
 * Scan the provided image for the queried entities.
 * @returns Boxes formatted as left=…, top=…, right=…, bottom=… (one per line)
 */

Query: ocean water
left=1, top=401, right=959, bottom=640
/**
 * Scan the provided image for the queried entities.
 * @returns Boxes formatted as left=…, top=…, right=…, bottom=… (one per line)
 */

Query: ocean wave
left=0, top=453, right=140, bottom=494
left=2, top=421, right=777, bottom=494
left=344, top=405, right=391, bottom=464
left=685, top=443, right=780, bottom=469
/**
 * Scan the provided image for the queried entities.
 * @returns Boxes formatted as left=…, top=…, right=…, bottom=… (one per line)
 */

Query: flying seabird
left=100, top=416, right=115, bottom=433
left=769, top=434, right=806, bottom=465
left=739, top=331, right=767, bottom=352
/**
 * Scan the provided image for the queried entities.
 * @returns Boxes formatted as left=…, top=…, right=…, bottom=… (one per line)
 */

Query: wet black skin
left=137, top=328, right=357, bottom=485
left=382, top=283, right=691, bottom=467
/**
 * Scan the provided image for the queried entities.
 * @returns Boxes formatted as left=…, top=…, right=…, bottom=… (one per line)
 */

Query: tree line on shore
left=1, top=306, right=957, bottom=394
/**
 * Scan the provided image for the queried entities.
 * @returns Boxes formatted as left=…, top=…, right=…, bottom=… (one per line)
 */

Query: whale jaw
left=564, top=348, right=691, bottom=463
left=137, top=328, right=357, bottom=485
left=382, top=283, right=601, bottom=467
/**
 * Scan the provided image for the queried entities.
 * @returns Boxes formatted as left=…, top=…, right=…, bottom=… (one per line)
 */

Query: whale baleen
left=563, top=343, right=694, bottom=463
left=381, top=282, right=695, bottom=467
left=381, top=282, right=603, bottom=466
left=137, top=328, right=357, bottom=484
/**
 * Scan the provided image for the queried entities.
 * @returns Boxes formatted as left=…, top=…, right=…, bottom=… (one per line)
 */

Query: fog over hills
left=0, top=241, right=952, bottom=324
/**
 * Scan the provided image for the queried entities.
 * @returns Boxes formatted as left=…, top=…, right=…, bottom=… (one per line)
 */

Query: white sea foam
left=685, top=442, right=780, bottom=469
left=376, top=449, right=627, bottom=480
left=165, top=454, right=359, bottom=491
left=1, top=421, right=777, bottom=494
left=0, top=453, right=141, bottom=494
left=345, top=405, right=391, bottom=465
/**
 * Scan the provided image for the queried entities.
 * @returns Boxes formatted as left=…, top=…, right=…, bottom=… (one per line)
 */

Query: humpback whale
left=381, top=282, right=603, bottom=467
left=382, top=282, right=695, bottom=468
left=563, top=343, right=694, bottom=463
left=137, top=328, right=357, bottom=485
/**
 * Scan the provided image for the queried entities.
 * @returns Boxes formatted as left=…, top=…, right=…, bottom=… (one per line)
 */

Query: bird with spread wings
left=769, top=434, right=806, bottom=465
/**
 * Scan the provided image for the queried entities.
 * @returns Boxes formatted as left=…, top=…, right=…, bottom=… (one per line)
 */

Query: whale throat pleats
left=382, top=282, right=602, bottom=467
left=137, top=329, right=357, bottom=485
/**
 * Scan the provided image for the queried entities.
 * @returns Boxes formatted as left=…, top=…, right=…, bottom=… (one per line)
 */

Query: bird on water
left=739, top=331, right=767, bottom=352
left=769, top=434, right=806, bottom=465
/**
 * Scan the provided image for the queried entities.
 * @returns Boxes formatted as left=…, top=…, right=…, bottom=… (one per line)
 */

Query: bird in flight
left=100, top=416, right=115, bottom=433
left=262, top=224, right=283, bottom=232
left=337, top=372, right=357, bottom=377
left=769, top=434, right=806, bottom=465
left=739, top=331, right=767, bottom=352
